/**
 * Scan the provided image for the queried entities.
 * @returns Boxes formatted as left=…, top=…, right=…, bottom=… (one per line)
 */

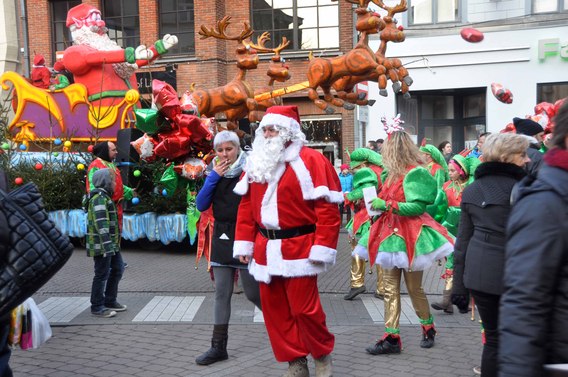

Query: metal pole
left=19, top=0, right=30, bottom=77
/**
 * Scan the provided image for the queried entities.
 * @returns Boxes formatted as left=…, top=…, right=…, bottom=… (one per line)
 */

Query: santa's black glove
left=451, top=293, right=469, bottom=312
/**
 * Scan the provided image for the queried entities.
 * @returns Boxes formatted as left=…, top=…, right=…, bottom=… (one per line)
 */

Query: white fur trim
left=249, top=259, right=272, bottom=284
left=234, top=173, right=249, bottom=195
left=233, top=240, right=254, bottom=257
left=411, top=242, right=453, bottom=271
left=248, top=240, right=328, bottom=283
left=309, top=245, right=337, bottom=265
left=260, top=163, right=286, bottom=229
left=290, top=159, right=344, bottom=203
left=375, top=252, right=410, bottom=270
left=352, top=244, right=369, bottom=260
left=374, top=241, right=453, bottom=271
left=260, top=113, right=300, bottom=135
left=283, top=140, right=304, bottom=162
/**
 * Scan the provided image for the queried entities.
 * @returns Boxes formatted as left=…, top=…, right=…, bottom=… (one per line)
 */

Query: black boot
left=420, top=326, right=436, bottom=349
left=196, top=324, right=229, bottom=365
left=366, top=335, right=401, bottom=355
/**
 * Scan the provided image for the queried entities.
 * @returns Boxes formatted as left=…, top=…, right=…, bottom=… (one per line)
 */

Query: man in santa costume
left=62, top=4, right=177, bottom=110
left=30, top=54, right=51, bottom=89
left=233, top=105, right=343, bottom=377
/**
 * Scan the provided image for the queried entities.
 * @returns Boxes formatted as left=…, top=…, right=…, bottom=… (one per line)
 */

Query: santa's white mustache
left=89, top=25, right=108, bottom=34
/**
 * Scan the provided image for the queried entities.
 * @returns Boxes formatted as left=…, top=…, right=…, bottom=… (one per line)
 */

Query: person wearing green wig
left=431, top=154, right=479, bottom=314
left=344, top=148, right=386, bottom=301
left=420, top=144, right=449, bottom=223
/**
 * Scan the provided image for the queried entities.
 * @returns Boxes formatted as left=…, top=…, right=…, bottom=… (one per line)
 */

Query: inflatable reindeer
left=248, top=32, right=292, bottom=121
left=371, top=0, right=413, bottom=98
left=306, top=0, right=385, bottom=114
left=190, top=16, right=260, bottom=132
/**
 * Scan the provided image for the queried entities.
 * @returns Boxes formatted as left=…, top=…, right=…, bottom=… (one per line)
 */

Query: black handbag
left=0, top=182, right=74, bottom=317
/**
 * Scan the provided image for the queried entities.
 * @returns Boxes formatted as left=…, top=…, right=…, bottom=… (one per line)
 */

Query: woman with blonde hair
left=364, top=129, right=454, bottom=355
left=451, top=132, right=529, bottom=377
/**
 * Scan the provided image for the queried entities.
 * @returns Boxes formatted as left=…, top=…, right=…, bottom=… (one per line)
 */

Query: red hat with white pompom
left=66, top=3, right=100, bottom=28
left=259, top=105, right=301, bottom=134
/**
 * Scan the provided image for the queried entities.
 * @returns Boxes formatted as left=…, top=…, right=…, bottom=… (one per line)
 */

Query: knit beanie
left=513, top=117, right=544, bottom=136
left=92, top=142, right=111, bottom=162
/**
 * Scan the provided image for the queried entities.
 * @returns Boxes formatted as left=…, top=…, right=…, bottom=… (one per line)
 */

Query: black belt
left=258, top=224, right=316, bottom=240
left=476, top=230, right=506, bottom=246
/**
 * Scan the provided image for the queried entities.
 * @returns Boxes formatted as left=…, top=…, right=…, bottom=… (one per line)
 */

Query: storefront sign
left=135, top=70, right=177, bottom=94
left=538, top=38, right=568, bottom=61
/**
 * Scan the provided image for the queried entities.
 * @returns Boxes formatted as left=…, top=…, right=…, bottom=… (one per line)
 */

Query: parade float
left=0, top=1, right=420, bottom=264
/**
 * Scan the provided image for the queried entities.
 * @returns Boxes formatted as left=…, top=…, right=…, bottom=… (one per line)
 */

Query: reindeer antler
left=371, top=0, right=407, bottom=16
left=344, top=0, right=372, bottom=7
left=248, top=33, right=291, bottom=56
left=199, top=16, right=254, bottom=43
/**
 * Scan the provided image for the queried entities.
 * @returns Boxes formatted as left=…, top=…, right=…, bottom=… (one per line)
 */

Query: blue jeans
left=91, top=252, right=124, bottom=313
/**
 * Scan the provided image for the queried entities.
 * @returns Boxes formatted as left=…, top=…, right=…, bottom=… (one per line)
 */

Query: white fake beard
left=246, top=134, right=288, bottom=183
left=71, top=26, right=137, bottom=80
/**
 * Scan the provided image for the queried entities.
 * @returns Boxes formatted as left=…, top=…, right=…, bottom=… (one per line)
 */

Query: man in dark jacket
left=499, top=102, right=568, bottom=377
left=513, top=117, right=544, bottom=176
left=0, top=170, right=13, bottom=376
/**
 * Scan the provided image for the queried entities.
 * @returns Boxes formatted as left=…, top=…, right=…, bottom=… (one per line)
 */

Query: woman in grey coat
left=451, top=133, right=529, bottom=377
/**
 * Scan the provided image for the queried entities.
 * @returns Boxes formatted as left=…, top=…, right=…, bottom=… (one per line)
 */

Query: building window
left=534, top=0, right=568, bottom=12
left=101, top=0, right=140, bottom=48
left=250, top=0, right=339, bottom=50
left=538, top=82, right=568, bottom=103
left=409, top=0, right=459, bottom=25
left=50, top=0, right=81, bottom=57
left=159, top=0, right=195, bottom=55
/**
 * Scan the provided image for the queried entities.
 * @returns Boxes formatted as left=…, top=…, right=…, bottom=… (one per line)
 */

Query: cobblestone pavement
left=10, top=232, right=483, bottom=377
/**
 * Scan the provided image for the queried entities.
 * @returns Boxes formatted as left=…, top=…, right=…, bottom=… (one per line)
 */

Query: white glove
left=162, top=34, right=179, bottom=50
left=135, top=45, right=154, bottom=60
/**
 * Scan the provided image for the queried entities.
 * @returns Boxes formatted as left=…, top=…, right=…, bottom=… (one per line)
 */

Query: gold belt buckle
left=267, top=229, right=277, bottom=240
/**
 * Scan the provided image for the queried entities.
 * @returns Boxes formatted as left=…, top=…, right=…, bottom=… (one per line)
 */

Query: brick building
left=18, top=0, right=362, bottom=165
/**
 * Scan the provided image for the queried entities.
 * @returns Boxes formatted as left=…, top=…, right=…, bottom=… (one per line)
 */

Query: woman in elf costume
left=365, top=130, right=454, bottom=355
left=344, top=168, right=379, bottom=300
left=431, top=155, right=480, bottom=314
left=419, top=144, right=449, bottom=223
left=344, top=148, right=385, bottom=301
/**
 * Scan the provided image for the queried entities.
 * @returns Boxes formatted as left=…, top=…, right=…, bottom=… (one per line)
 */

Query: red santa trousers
left=260, top=275, right=334, bottom=362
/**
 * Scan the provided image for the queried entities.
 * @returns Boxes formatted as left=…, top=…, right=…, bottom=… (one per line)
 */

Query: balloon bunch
left=501, top=98, right=566, bottom=134
left=130, top=79, right=216, bottom=184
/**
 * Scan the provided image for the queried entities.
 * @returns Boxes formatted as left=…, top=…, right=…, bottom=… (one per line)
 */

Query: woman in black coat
left=194, top=131, right=261, bottom=366
left=451, top=133, right=529, bottom=377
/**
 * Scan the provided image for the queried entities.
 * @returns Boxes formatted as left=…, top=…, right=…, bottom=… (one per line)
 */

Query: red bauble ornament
left=35, top=163, right=43, bottom=170
left=15, top=177, right=23, bottom=185
left=87, top=145, right=94, bottom=153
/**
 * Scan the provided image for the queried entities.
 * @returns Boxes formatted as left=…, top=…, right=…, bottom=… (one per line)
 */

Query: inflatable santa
left=62, top=4, right=178, bottom=110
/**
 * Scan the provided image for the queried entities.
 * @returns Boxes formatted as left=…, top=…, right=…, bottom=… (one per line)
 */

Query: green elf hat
left=346, top=167, right=378, bottom=202
left=349, top=148, right=383, bottom=169
left=450, top=155, right=481, bottom=183
left=420, top=144, right=448, bottom=172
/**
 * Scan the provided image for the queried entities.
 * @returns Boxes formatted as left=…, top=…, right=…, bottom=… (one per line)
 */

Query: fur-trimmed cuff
left=233, top=174, right=249, bottom=195
left=233, top=240, right=254, bottom=258
left=309, top=245, right=337, bottom=265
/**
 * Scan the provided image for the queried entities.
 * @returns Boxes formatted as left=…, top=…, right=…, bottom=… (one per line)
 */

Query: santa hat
left=33, top=54, right=45, bottom=66
left=66, top=3, right=98, bottom=28
left=258, top=105, right=301, bottom=134
left=513, top=117, right=544, bottom=136
left=53, top=61, right=65, bottom=72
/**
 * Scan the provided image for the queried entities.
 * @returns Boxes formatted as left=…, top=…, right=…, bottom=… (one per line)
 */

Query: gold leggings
left=383, top=268, right=431, bottom=331
left=350, top=255, right=385, bottom=294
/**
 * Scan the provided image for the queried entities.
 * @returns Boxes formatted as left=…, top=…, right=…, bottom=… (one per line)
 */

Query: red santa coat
left=233, top=142, right=343, bottom=283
